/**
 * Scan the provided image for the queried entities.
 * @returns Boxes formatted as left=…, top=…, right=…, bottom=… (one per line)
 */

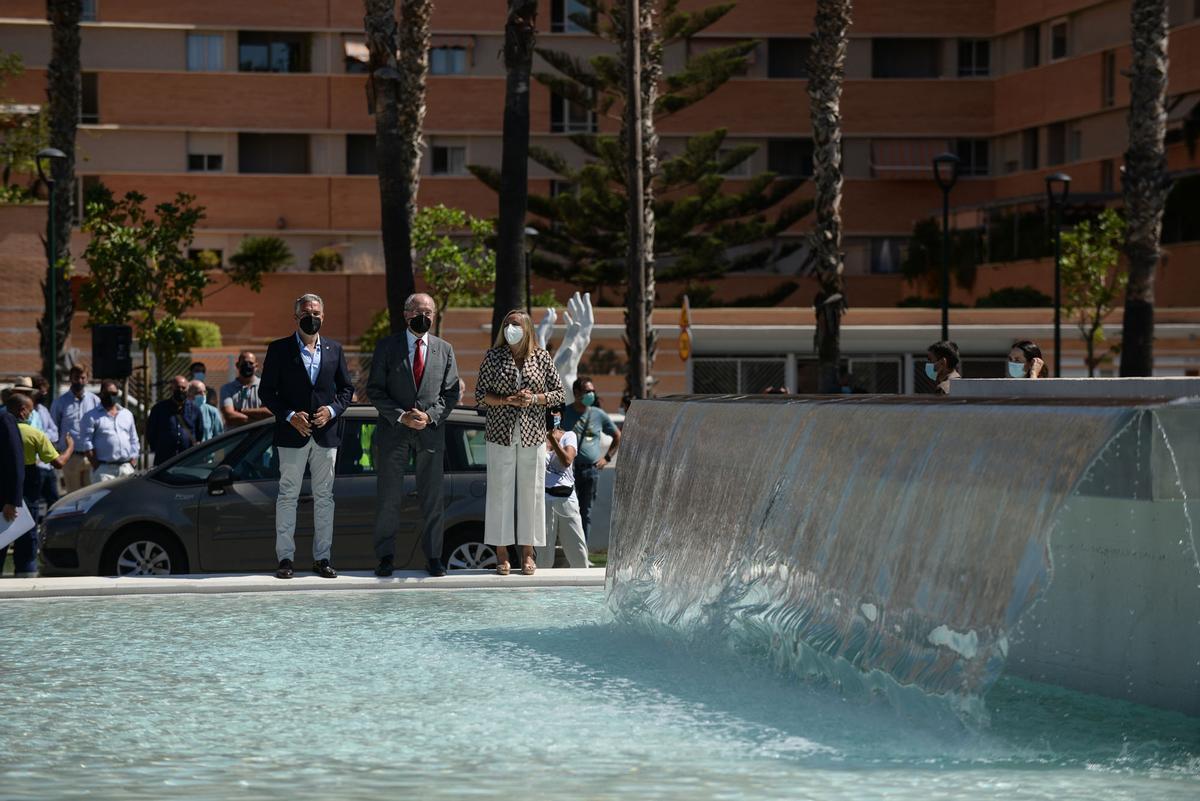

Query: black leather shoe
left=275, top=559, right=294, bottom=579
left=426, top=558, right=446, bottom=578
left=375, top=556, right=395, bottom=577
left=312, top=559, right=337, bottom=579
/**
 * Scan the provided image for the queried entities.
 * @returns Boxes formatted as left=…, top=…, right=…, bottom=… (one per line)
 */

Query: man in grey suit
left=367, top=293, right=462, bottom=577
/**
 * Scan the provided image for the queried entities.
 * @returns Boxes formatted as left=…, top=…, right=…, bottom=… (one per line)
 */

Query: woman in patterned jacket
left=474, top=310, right=566, bottom=575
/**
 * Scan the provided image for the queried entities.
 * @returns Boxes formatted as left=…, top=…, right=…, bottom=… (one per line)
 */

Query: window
left=1100, top=159, right=1115, bottom=193
left=767, top=138, right=814, bottom=177
left=1046, top=122, right=1066, bottom=166
left=957, top=39, right=990, bottom=77
left=81, top=72, right=99, bottom=123
left=1050, top=21, right=1068, bottom=61
left=550, top=92, right=596, bottom=133
left=187, top=34, right=223, bottom=71
left=238, top=31, right=310, bottom=73
left=344, top=38, right=369, bottom=73
left=767, top=38, right=809, bottom=78
left=230, top=431, right=280, bottom=482
left=430, top=46, right=467, bottom=75
left=1021, top=128, right=1039, bottom=170
left=187, top=153, right=223, bottom=172
left=1022, top=25, right=1040, bottom=69
left=156, top=430, right=252, bottom=486
left=346, top=134, right=377, bottom=175
left=871, top=38, right=941, bottom=79
left=238, top=133, right=310, bottom=174
left=446, top=424, right=487, bottom=472
left=431, top=145, right=467, bottom=176
left=81, top=0, right=98, bottom=21
left=869, top=238, right=903, bottom=274
left=954, top=139, right=989, bottom=176
left=1101, top=50, right=1116, bottom=107
left=551, top=0, right=592, bottom=33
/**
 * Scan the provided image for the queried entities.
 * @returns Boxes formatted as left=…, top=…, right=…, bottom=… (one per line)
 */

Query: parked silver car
left=38, top=406, right=505, bottom=576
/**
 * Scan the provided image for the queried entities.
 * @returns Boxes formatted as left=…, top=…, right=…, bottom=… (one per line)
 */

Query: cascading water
left=606, top=395, right=1200, bottom=717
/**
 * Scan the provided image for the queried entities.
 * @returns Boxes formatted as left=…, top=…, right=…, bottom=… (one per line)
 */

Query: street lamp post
left=932, top=153, right=960, bottom=343
left=36, top=147, right=68, bottom=395
left=523, top=226, right=538, bottom=314
left=1046, top=172, right=1071, bottom=378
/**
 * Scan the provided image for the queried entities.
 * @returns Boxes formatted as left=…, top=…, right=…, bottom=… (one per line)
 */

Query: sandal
left=496, top=562, right=510, bottom=576
left=521, top=559, right=536, bottom=576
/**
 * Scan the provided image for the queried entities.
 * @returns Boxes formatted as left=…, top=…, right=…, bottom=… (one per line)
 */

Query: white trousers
left=94, top=462, right=135, bottom=482
left=276, top=438, right=337, bottom=562
left=484, top=430, right=546, bottom=547
left=536, top=492, right=591, bottom=569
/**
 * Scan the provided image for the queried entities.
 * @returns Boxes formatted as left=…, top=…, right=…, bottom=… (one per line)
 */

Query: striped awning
left=870, top=139, right=952, bottom=180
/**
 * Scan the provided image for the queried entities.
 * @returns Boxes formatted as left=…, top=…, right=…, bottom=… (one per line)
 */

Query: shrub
left=974, top=286, right=1053, bottom=308
left=178, top=319, right=222, bottom=349
left=227, top=236, right=293, bottom=291
left=309, top=247, right=344, bottom=272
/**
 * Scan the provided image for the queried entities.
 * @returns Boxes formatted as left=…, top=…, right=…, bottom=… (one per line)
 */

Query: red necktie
left=413, top=338, right=425, bottom=388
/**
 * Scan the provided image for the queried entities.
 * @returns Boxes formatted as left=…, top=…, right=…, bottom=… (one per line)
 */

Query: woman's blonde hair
left=495, top=309, right=537, bottom=362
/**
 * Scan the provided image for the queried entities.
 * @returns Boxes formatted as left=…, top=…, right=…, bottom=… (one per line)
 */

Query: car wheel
left=443, top=532, right=499, bottom=571
left=102, top=529, right=188, bottom=577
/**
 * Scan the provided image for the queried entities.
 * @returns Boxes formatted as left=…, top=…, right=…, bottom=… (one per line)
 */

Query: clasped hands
left=400, top=408, right=431, bottom=430
left=505, top=389, right=535, bottom=409
left=289, top=407, right=333, bottom=437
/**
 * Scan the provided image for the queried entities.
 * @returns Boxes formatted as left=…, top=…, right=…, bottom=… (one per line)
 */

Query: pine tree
left=470, top=0, right=810, bottom=304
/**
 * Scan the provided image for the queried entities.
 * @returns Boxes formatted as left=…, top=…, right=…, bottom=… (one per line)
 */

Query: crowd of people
left=1, top=291, right=1048, bottom=580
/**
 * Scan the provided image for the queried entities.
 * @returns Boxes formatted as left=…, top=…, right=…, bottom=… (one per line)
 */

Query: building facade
left=1, top=0, right=1198, bottom=388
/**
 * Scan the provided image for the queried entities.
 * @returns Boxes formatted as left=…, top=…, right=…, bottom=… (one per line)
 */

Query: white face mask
left=1007, top=361, right=1026, bottom=378
left=504, top=324, right=524, bottom=346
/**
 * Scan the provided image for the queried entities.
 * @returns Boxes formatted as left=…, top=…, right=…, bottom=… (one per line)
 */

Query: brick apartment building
left=1, top=0, right=1198, bottom=394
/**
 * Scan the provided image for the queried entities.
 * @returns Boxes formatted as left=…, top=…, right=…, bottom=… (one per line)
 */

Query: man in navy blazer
left=259, top=293, right=354, bottom=579
left=0, top=409, right=24, bottom=527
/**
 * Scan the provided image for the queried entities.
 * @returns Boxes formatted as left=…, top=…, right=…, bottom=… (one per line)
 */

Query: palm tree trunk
left=623, top=0, right=659, bottom=401
left=1120, top=0, right=1170, bottom=377
left=364, top=0, right=430, bottom=334
left=493, top=0, right=538, bottom=339
left=40, top=0, right=81, bottom=389
left=807, top=0, right=851, bottom=393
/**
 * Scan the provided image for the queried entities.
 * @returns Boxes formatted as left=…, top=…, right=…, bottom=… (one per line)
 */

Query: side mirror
left=207, top=464, right=234, bottom=496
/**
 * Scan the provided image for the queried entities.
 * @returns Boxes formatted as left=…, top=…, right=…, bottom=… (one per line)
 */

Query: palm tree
left=805, top=0, right=852, bottom=393
left=39, top=0, right=81, bottom=387
left=493, top=0, right=538, bottom=338
left=1119, top=0, right=1170, bottom=376
left=364, top=0, right=431, bottom=333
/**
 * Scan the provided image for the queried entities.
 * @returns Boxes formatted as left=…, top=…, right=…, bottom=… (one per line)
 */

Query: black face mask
left=299, top=314, right=322, bottom=336
left=408, top=313, right=432, bottom=335
left=100, top=392, right=115, bottom=409
left=172, top=388, right=186, bottom=403
left=70, top=381, right=84, bottom=393
left=239, top=362, right=256, bottom=378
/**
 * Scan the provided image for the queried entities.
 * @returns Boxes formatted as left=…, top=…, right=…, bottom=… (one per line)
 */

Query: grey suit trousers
left=372, top=420, right=445, bottom=563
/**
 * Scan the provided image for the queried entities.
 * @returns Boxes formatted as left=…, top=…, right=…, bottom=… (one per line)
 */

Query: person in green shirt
left=2, top=394, right=74, bottom=576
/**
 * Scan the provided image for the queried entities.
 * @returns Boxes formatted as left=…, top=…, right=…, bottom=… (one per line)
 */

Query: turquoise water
left=0, top=588, right=1196, bottom=801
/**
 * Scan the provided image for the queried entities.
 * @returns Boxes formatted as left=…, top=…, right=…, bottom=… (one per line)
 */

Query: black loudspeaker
left=92, top=324, right=133, bottom=379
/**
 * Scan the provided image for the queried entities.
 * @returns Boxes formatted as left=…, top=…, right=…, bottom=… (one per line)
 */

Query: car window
left=230, top=430, right=280, bottom=481
left=337, top=419, right=416, bottom=476
left=156, top=430, right=250, bottom=485
left=446, top=423, right=487, bottom=472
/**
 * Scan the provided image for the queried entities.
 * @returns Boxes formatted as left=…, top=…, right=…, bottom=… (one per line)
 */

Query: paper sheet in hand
left=0, top=502, right=35, bottom=550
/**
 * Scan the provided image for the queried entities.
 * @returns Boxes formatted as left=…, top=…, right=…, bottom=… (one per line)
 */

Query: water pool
left=1, top=588, right=1196, bottom=801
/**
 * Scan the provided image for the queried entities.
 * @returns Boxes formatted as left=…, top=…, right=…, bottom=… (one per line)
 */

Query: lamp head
left=932, top=152, right=960, bottom=191
left=1045, top=172, right=1072, bottom=206
left=523, top=226, right=539, bottom=254
left=35, top=147, right=67, bottom=183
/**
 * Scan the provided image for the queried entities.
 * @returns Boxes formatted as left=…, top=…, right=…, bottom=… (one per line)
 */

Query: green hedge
left=179, top=319, right=222, bottom=349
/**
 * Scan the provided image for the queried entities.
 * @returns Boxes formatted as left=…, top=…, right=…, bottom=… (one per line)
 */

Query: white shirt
left=406, top=329, right=430, bottom=384
left=545, top=431, right=577, bottom=490
left=79, top=405, right=140, bottom=463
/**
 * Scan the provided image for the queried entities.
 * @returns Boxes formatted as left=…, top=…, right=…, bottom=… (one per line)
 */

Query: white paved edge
left=0, top=568, right=605, bottom=600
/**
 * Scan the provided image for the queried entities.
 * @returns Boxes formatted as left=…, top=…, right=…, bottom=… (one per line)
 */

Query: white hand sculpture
left=535, top=306, right=558, bottom=350
left=553, top=292, right=594, bottom=406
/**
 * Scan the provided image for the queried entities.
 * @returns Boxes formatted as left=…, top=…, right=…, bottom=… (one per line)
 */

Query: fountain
left=607, top=394, right=1200, bottom=717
